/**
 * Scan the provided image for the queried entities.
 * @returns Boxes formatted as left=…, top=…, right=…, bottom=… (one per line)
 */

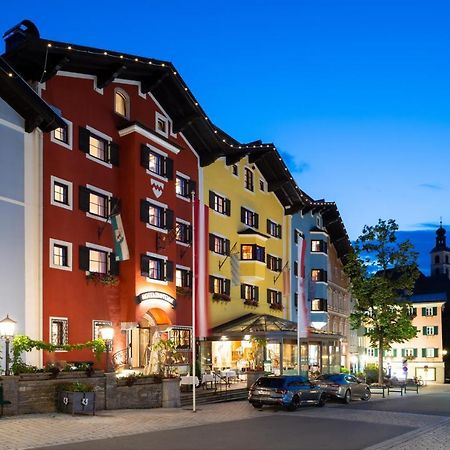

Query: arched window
left=114, top=89, right=129, bottom=118
left=435, top=255, right=440, bottom=264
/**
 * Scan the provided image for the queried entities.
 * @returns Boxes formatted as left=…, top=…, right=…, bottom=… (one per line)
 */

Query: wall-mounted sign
left=136, top=291, right=176, bottom=309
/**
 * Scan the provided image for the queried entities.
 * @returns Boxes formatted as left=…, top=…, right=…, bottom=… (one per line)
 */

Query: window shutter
left=109, top=142, right=120, bottom=166
left=209, top=191, right=215, bottom=209
left=422, top=348, right=426, bottom=358
left=434, top=326, right=438, bottom=335
left=277, top=292, right=282, bottom=305
left=140, top=255, right=150, bottom=277
left=164, top=157, right=174, bottom=179
left=413, top=308, right=417, bottom=316
left=110, top=197, right=121, bottom=216
left=78, top=186, right=90, bottom=212
left=277, top=224, right=282, bottom=239
left=294, top=231, right=298, bottom=244
left=187, top=271, right=193, bottom=288
left=422, top=307, right=426, bottom=316
left=294, top=261, right=298, bottom=276
left=434, top=348, right=439, bottom=357
left=140, top=200, right=149, bottom=223
left=254, top=212, right=259, bottom=229
left=225, top=239, right=231, bottom=256
left=255, top=286, right=259, bottom=302
left=188, top=180, right=196, bottom=196
left=224, top=279, right=231, bottom=296
left=294, top=294, right=298, bottom=307
left=266, top=219, right=271, bottom=234
left=79, top=245, right=90, bottom=271
left=413, top=348, right=418, bottom=357
left=209, top=234, right=215, bottom=252
left=401, top=349, right=405, bottom=357
left=393, top=349, right=397, bottom=357
left=140, top=144, right=150, bottom=168
left=240, top=207, right=246, bottom=223
left=79, top=127, right=90, bottom=153
left=433, top=307, right=437, bottom=316
left=267, top=289, right=271, bottom=304
left=209, top=276, right=215, bottom=293
left=240, top=284, right=245, bottom=299
left=165, top=209, right=174, bottom=230
left=165, top=260, right=174, bottom=282
left=109, top=253, right=120, bottom=276
left=323, top=270, right=328, bottom=282
left=422, top=326, right=427, bottom=335
left=374, top=349, right=378, bottom=357
left=225, top=198, right=231, bottom=216
left=186, top=225, right=192, bottom=244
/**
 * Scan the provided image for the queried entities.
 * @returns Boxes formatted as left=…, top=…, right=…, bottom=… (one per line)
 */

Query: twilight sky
left=1, top=1, right=448, bottom=272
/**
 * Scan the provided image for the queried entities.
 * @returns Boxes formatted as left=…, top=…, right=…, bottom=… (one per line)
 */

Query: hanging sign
left=136, top=291, right=176, bottom=308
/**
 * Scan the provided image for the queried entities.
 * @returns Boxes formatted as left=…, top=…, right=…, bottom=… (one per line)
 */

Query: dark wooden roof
left=0, top=55, right=65, bottom=132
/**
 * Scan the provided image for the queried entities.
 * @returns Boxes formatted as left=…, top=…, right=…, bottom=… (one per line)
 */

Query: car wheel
left=316, top=394, right=326, bottom=407
left=287, top=395, right=300, bottom=411
left=361, top=388, right=371, bottom=401
left=342, top=389, right=351, bottom=404
left=252, top=402, right=263, bottom=409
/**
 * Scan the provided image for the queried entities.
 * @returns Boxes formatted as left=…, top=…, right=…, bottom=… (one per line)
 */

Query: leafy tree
left=344, top=219, right=419, bottom=384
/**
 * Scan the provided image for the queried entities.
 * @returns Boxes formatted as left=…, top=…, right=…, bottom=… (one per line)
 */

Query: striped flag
left=231, top=253, right=240, bottom=286
left=194, top=198, right=210, bottom=338
left=297, top=233, right=309, bottom=338
left=111, top=213, right=129, bottom=261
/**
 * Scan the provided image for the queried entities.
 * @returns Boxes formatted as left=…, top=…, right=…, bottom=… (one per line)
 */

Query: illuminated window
left=241, top=244, right=265, bottom=262
left=89, top=134, right=107, bottom=162
left=149, top=204, right=164, bottom=228
left=114, top=90, right=128, bottom=117
left=267, top=220, right=282, bottom=238
left=209, top=234, right=228, bottom=255
left=176, top=176, right=190, bottom=198
left=49, top=239, right=72, bottom=271
left=51, top=176, right=72, bottom=210
left=209, top=191, right=230, bottom=215
left=169, top=328, right=191, bottom=350
left=311, top=298, right=327, bottom=311
left=176, top=268, right=191, bottom=288
left=155, top=112, right=169, bottom=136
left=93, top=320, right=112, bottom=340
left=267, top=254, right=282, bottom=271
left=311, top=269, right=327, bottom=282
left=176, top=221, right=191, bottom=244
left=241, top=284, right=258, bottom=302
left=89, top=192, right=108, bottom=218
left=311, top=240, right=327, bottom=253
left=54, top=126, right=68, bottom=144
left=209, top=276, right=230, bottom=297
left=89, top=249, right=108, bottom=274
left=241, top=207, right=258, bottom=228
left=51, top=118, right=73, bottom=150
left=267, top=289, right=282, bottom=307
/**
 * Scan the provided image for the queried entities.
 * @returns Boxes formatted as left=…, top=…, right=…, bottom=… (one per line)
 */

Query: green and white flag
left=111, top=213, right=129, bottom=261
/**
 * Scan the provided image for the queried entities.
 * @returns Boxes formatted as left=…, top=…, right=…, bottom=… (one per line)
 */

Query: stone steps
left=180, top=388, right=248, bottom=407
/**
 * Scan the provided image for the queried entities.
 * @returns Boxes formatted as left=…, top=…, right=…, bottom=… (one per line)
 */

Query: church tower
left=430, top=221, right=450, bottom=279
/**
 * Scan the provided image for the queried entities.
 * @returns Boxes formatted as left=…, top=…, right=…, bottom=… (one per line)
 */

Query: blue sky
left=1, top=1, right=448, bottom=272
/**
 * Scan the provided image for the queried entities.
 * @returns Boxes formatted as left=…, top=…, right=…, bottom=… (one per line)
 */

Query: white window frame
left=425, top=326, right=436, bottom=336
left=92, top=320, right=113, bottom=341
left=145, top=251, right=168, bottom=285
left=155, top=111, right=169, bottom=137
left=424, top=307, right=434, bottom=316
left=85, top=125, right=113, bottom=169
left=85, top=184, right=112, bottom=222
left=85, top=242, right=112, bottom=274
left=114, top=88, right=130, bottom=119
left=50, top=176, right=73, bottom=210
left=49, top=316, right=69, bottom=350
left=425, top=348, right=436, bottom=358
left=51, top=117, right=73, bottom=150
left=49, top=238, right=73, bottom=271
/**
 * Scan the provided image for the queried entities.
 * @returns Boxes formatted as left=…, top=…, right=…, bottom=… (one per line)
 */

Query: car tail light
left=275, top=389, right=287, bottom=394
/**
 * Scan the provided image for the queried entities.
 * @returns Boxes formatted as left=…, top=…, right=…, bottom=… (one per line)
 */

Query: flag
left=111, top=213, right=129, bottom=261
left=194, top=198, right=210, bottom=338
left=297, top=234, right=309, bottom=339
left=231, top=253, right=240, bottom=286
left=283, top=265, right=291, bottom=297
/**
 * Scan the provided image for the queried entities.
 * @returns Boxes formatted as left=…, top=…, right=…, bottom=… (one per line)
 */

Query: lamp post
left=0, top=314, right=17, bottom=376
left=99, top=325, right=114, bottom=373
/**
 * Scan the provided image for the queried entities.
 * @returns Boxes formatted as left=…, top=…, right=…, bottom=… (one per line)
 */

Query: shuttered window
left=79, top=127, right=119, bottom=166
left=140, top=255, right=173, bottom=281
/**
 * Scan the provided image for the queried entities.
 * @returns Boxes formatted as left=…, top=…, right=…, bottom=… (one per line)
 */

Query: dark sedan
left=248, top=375, right=326, bottom=411
left=314, top=373, right=371, bottom=403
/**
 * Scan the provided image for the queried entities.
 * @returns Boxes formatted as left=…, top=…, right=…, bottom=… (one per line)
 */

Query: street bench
left=0, top=384, right=11, bottom=416
left=369, top=385, right=387, bottom=398
left=404, top=380, right=420, bottom=394
left=387, top=382, right=405, bottom=396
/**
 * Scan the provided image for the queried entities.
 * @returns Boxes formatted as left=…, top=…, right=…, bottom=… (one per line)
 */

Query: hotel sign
left=136, top=291, right=176, bottom=309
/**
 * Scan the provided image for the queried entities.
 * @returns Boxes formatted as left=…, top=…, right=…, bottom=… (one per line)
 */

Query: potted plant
left=151, top=339, right=185, bottom=407
left=246, top=337, right=267, bottom=388
left=57, top=382, right=96, bottom=415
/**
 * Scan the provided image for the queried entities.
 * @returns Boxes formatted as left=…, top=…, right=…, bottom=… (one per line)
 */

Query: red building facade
left=39, top=66, right=198, bottom=367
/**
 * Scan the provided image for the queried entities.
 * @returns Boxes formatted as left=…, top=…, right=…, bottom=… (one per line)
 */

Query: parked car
left=314, top=373, right=371, bottom=403
left=248, top=375, right=326, bottom=411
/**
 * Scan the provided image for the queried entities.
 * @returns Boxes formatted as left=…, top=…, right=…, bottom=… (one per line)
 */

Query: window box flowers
left=212, top=293, right=231, bottom=302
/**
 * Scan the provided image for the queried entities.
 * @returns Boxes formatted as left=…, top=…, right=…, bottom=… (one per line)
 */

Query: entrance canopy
left=212, top=314, right=297, bottom=339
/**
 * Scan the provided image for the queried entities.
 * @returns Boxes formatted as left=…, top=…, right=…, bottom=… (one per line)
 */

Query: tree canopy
left=344, top=219, right=420, bottom=383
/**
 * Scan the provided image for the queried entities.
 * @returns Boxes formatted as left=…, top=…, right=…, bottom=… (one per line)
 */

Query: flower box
left=212, top=293, right=231, bottom=302
left=244, top=299, right=258, bottom=307
left=269, top=303, right=283, bottom=311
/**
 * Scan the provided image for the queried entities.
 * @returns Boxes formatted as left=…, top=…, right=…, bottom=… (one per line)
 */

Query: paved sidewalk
left=0, top=385, right=449, bottom=450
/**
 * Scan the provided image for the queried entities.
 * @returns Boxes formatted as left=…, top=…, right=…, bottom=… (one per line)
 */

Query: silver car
left=315, top=373, right=371, bottom=403
left=248, top=375, right=326, bottom=411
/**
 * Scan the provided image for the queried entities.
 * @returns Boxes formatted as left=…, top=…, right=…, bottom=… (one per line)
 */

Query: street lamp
left=99, top=325, right=114, bottom=373
left=0, top=314, right=16, bottom=376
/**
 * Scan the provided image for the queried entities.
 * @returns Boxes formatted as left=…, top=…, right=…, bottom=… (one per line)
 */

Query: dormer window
left=155, top=112, right=169, bottom=137
left=244, top=167, right=254, bottom=191
left=114, top=89, right=129, bottom=118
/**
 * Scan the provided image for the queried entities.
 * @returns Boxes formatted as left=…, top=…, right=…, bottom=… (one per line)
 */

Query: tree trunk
left=378, top=341, right=384, bottom=385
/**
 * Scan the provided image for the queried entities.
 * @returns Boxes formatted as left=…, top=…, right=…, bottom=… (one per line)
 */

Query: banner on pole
left=111, top=213, right=130, bottom=261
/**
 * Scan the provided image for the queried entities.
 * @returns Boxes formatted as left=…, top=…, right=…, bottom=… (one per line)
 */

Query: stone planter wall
left=161, top=378, right=181, bottom=408
left=0, top=372, right=166, bottom=416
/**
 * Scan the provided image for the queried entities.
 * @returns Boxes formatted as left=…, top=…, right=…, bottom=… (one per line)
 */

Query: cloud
left=279, top=151, right=309, bottom=174
left=418, top=183, right=443, bottom=191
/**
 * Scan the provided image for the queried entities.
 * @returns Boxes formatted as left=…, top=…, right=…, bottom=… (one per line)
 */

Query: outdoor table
left=180, top=376, right=200, bottom=390
left=221, top=370, right=237, bottom=383
left=201, top=373, right=215, bottom=389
